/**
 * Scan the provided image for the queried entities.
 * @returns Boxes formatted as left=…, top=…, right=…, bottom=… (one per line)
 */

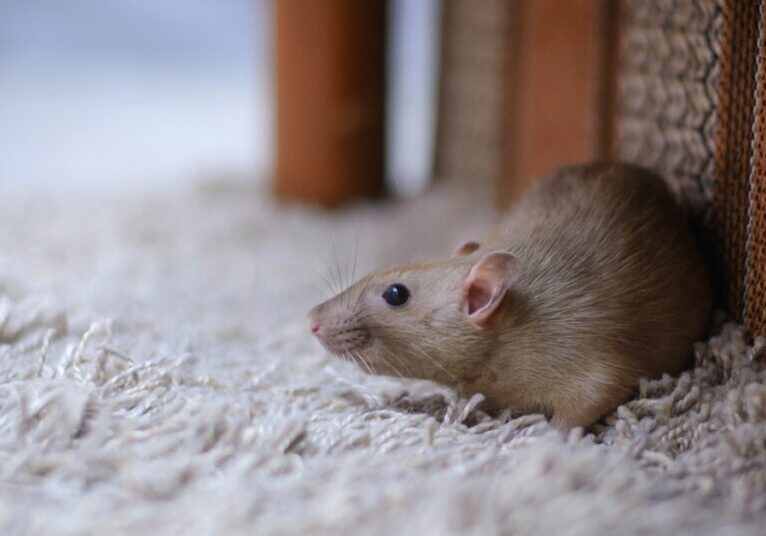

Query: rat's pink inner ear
left=465, top=282, right=492, bottom=315
left=461, top=251, right=521, bottom=325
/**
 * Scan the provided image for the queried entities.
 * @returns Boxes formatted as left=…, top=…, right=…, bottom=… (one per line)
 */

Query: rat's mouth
left=317, top=329, right=381, bottom=375
left=312, top=325, right=409, bottom=378
left=314, top=324, right=372, bottom=357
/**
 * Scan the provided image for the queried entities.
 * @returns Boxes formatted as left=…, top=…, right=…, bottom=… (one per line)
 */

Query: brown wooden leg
left=502, top=0, right=618, bottom=204
left=274, top=0, right=387, bottom=208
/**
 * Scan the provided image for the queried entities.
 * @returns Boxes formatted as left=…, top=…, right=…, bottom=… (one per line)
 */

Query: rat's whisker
left=341, top=349, right=360, bottom=371
left=308, top=281, right=336, bottom=302
left=328, top=242, right=341, bottom=305
left=350, top=284, right=366, bottom=314
left=408, top=341, right=459, bottom=384
left=342, top=309, right=374, bottom=324
left=343, top=322, right=454, bottom=383
left=348, top=349, right=365, bottom=373
left=345, top=243, right=354, bottom=290
left=319, top=253, right=341, bottom=296
left=317, top=272, right=339, bottom=300
left=378, top=353, right=404, bottom=379
left=341, top=257, right=356, bottom=312
left=378, top=345, right=410, bottom=379
left=342, top=348, right=360, bottom=370
left=346, top=312, right=376, bottom=325
left=351, top=234, right=359, bottom=287
left=352, top=349, right=374, bottom=376
left=331, top=242, right=348, bottom=310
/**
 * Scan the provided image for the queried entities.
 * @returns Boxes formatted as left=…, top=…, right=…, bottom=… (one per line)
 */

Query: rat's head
left=308, top=242, right=521, bottom=386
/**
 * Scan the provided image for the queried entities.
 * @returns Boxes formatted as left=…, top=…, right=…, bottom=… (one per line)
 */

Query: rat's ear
left=451, top=240, right=480, bottom=257
left=461, top=251, right=520, bottom=326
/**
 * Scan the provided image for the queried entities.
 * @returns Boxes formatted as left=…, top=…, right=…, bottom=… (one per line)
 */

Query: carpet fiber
left=1, top=181, right=765, bottom=535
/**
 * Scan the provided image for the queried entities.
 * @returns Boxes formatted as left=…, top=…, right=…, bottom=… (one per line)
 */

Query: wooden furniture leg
left=274, top=0, right=387, bottom=207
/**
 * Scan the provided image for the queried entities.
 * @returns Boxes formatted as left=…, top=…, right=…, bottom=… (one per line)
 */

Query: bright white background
left=0, top=0, right=440, bottom=195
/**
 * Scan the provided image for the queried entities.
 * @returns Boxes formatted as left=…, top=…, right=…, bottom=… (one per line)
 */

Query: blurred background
left=0, top=0, right=440, bottom=195
left=4, top=0, right=763, bottom=334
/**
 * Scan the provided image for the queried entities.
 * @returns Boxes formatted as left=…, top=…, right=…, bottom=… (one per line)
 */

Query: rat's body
left=309, top=163, right=712, bottom=430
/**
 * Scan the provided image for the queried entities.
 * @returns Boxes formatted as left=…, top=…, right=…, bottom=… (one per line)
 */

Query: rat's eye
left=382, top=283, right=410, bottom=307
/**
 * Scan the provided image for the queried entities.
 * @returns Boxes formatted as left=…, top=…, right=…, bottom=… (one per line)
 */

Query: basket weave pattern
left=617, top=0, right=766, bottom=336
left=617, top=0, right=723, bottom=213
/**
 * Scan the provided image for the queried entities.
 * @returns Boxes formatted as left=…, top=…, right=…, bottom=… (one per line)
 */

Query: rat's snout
left=307, top=298, right=372, bottom=357
left=308, top=305, right=324, bottom=337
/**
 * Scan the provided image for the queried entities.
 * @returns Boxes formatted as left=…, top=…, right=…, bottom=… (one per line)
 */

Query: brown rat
left=308, top=162, right=712, bottom=431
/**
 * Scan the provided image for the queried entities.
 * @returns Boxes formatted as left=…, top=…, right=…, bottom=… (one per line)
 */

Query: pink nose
left=310, top=318, right=320, bottom=335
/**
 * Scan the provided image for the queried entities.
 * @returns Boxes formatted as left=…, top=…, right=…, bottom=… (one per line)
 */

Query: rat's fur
left=309, top=163, right=712, bottom=430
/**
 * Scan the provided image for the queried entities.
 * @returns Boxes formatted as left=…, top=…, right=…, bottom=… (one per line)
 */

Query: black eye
left=382, top=283, right=410, bottom=307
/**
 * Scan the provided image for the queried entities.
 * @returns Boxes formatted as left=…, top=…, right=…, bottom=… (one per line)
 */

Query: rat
left=308, top=162, right=712, bottom=430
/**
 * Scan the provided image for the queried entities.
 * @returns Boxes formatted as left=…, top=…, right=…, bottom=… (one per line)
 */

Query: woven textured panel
left=713, top=0, right=760, bottom=323
left=616, top=0, right=766, bottom=335
left=616, top=0, right=724, bottom=215
left=434, top=0, right=510, bottom=183
left=746, top=6, right=766, bottom=336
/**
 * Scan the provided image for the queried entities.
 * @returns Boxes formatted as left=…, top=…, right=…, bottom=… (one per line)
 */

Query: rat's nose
left=309, top=317, right=321, bottom=335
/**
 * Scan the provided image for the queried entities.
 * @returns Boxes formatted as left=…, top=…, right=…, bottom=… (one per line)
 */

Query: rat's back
left=487, top=162, right=712, bottom=427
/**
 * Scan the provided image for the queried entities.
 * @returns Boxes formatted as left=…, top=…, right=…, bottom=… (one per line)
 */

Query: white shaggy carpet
left=1, top=179, right=765, bottom=535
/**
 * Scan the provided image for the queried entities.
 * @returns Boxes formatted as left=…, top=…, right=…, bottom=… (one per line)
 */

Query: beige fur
left=310, top=163, right=713, bottom=430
